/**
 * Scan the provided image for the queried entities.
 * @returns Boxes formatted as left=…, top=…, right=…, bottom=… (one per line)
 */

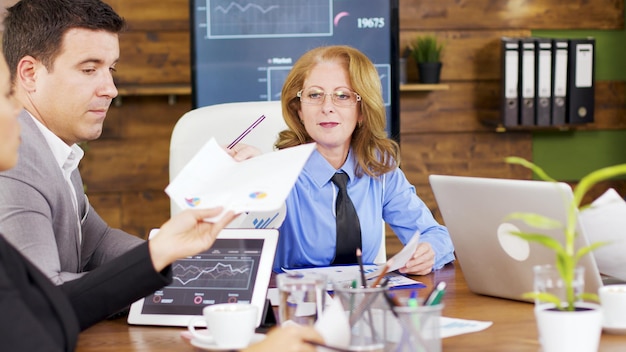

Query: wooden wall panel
left=120, top=191, right=171, bottom=239
left=400, top=0, right=623, bottom=30
left=400, top=132, right=533, bottom=185
left=81, top=138, right=170, bottom=193
left=400, top=82, right=499, bottom=134
left=104, top=96, right=192, bottom=139
left=117, top=31, right=190, bottom=85
left=88, top=191, right=171, bottom=239
left=107, top=0, right=190, bottom=31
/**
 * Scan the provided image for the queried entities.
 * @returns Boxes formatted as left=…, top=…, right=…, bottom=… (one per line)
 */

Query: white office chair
left=169, top=101, right=286, bottom=215
left=169, top=100, right=386, bottom=262
left=170, top=101, right=285, bottom=183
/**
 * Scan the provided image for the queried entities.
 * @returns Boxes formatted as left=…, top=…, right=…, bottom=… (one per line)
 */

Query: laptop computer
left=429, top=174, right=603, bottom=303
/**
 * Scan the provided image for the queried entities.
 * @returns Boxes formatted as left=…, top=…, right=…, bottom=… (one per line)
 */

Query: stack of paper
left=166, top=138, right=316, bottom=222
left=579, top=188, right=626, bottom=281
left=280, top=233, right=425, bottom=291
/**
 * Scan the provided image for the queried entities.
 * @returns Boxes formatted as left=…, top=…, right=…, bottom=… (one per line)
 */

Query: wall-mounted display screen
left=190, top=0, right=400, bottom=141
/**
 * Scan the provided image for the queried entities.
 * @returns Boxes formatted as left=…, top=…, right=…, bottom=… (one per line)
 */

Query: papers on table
left=281, top=265, right=425, bottom=292
left=579, top=188, right=626, bottom=281
left=440, top=317, right=493, bottom=338
left=280, top=231, right=424, bottom=291
left=166, top=138, right=315, bottom=222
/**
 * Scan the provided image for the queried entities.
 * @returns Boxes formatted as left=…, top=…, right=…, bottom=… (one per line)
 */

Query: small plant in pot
left=504, top=157, right=626, bottom=352
left=409, top=34, right=443, bottom=84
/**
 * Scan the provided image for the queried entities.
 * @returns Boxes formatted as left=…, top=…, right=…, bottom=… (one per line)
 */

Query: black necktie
left=331, top=172, right=362, bottom=264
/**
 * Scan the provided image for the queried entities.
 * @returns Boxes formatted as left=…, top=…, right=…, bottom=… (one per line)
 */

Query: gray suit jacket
left=0, top=111, right=143, bottom=284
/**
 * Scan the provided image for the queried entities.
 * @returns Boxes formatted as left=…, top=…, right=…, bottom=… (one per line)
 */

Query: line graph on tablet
left=138, top=238, right=264, bottom=315
left=128, top=229, right=278, bottom=326
left=172, top=259, right=255, bottom=288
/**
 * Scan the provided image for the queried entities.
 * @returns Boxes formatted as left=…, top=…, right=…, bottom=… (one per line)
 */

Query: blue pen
left=425, top=281, right=446, bottom=306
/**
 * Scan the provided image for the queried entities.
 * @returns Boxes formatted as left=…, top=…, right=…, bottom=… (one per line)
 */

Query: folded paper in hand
left=365, top=231, right=421, bottom=279
left=166, top=138, right=316, bottom=221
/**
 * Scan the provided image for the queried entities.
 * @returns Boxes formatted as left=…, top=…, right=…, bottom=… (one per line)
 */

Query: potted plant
left=504, top=156, right=626, bottom=352
left=409, top=34, right=443, bottom=84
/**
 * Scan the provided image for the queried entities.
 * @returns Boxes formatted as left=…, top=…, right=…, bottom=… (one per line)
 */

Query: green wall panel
left=533, top=130, right=626, bottom=181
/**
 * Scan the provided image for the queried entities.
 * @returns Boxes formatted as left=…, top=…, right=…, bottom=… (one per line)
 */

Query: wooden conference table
left=76, top=263, right=626, bottom=351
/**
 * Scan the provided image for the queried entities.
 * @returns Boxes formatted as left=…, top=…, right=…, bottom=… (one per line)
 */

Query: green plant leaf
left=507, top=231, right=565, bottom=254
left=573, top=164, right=626, bottom=208
left=504, top=157, right=557, bottom=182
left=504, top=212, right=563, bottom=229
left=504, top=158, right=626, bottom=310
left=522, top=292, right=563, bottom=308
left=578, top=292, right=600, bottom=303
left=575, top=241, right=610, bottom=262
left=410, top=35, right=443, bottom=63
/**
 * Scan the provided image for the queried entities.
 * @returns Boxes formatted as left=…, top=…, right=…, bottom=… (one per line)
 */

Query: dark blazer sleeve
left=60, top=242, right=172, bottom=330
left=0, top=235, right=79, bottom=352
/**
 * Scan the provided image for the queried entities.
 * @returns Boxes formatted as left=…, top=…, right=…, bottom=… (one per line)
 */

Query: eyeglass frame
left=296, top=87, right=362, bottom=106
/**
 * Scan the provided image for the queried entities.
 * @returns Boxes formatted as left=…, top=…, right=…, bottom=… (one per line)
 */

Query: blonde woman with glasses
left=274, top=45, right=454, bottom=275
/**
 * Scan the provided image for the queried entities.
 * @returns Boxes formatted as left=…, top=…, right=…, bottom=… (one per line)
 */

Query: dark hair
left=2, top=0, right=125, bottom=82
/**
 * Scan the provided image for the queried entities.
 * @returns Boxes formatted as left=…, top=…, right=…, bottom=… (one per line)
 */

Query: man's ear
left=16, top=55, right=40, bottom=92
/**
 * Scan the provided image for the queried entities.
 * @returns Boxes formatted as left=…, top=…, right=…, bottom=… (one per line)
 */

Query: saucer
left=191, top=333, right=265, bottom=351
left=603, top=323, right=626, bottom=335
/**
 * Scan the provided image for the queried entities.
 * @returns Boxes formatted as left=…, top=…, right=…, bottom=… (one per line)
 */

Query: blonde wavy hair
left=276, top=45, right=400, bottom=178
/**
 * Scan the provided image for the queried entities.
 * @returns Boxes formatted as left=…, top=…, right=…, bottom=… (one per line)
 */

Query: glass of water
left=276, top=272, right=327, bottom=326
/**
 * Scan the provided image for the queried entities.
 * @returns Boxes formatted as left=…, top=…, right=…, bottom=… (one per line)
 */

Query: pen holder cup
left=393, top=304, right=444, bottom=352
left=333, top=283, right=397, bottom=351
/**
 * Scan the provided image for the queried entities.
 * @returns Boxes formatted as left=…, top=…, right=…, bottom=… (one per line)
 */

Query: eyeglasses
left=297, top=88, right=362, bottom=106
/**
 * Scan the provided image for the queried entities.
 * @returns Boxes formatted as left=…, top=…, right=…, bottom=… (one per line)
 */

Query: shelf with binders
left=400, top=83, right=450, bottom=92
left=481, top=115, right=589, bottom=132
left=498, top=37, right=596, bottom=133
left=493, top=123, right=577, bottom=133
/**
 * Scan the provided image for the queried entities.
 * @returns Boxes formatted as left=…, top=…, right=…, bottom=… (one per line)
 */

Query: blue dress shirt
left=274, top=148, right=455, bottom=272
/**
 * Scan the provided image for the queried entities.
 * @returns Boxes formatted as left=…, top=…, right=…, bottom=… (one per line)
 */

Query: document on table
left=166, top=138, right=316, bottom=221
left=579, top=188, right=626, bottom=281
left=278, top=232, right=424, bottom=292
left=440, top=317, right=493, bottom=338
left=281, top=265, right=425, bottom=292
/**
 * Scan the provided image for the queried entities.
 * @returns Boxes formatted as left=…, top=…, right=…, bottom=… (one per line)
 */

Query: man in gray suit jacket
left=0, top=112, right=143, bottom=284
left=0, top=0, right=143, bottom=284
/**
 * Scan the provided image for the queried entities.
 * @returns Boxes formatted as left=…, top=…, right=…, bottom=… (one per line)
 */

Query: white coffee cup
left=187, top=303, right=258, bottom=348
left=599, top=284, right=626, bottom=328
